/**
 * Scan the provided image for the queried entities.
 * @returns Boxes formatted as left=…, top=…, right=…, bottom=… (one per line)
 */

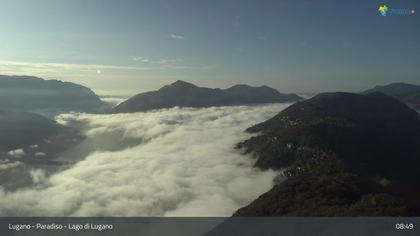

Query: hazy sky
left=0, top=0, right=419, bottom=96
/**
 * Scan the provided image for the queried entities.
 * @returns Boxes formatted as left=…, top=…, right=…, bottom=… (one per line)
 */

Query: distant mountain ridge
left=113, top=80, right=303, bottom=113
left=0, top=75, right=107, bottom=114
left=363, top=82, right=420, bottom=110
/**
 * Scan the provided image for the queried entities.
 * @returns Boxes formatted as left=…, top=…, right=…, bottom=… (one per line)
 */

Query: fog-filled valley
left=0, top=103, right=289, bottom=216
left=0, top=75, right=419, bottom=218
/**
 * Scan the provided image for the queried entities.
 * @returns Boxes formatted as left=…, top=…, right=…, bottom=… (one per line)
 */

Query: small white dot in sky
left=97, top=69, right=101, bottom=74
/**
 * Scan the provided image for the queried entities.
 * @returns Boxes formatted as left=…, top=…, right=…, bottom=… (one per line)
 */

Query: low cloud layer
left=0, top=104, right=290, bottom=216
left=169, top=34, right=185, bottom=40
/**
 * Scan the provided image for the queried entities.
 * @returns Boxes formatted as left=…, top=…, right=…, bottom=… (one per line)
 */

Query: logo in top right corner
left=378, top=5, right=415, bottom=16
left=378, top=5, right=389, bottom=16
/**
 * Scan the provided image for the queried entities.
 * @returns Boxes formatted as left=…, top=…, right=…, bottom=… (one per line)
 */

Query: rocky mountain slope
left=234, top=92, right=420, bottom=216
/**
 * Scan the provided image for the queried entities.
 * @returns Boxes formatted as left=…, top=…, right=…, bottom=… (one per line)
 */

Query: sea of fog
left=0, top=104, right=291, bottom=216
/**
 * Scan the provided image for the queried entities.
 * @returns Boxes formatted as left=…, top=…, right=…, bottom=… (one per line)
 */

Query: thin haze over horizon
left=1, top=0, right=419, bottom=96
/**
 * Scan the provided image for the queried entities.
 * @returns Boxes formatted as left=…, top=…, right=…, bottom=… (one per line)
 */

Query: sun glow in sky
left=1, top=0, right=419, bottom=96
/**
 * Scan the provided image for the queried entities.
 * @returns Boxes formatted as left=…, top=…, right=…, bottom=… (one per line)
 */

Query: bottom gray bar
left=0, top=217, right=418, bottom=236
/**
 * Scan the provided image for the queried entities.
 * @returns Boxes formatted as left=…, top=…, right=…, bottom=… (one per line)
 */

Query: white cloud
left=7, top=149, right=25, bottom=158
left=132, top=57, right=150, bottom=62
left=30, top=169, right=47, bottom=185
left=132, top=57, right=181, bottom=65
left=130, top=57, right=218, bottom=70
left=0, top=161, right=21, bottom=171
left=0, top=59, right=216, bottom=78
left=169, top=34, right=185, bottom=40
left=100, top=96, right=127, bottom=107
left=0, top=104, right=291, bottom=216
left=0, top=60, right=155, bottom=74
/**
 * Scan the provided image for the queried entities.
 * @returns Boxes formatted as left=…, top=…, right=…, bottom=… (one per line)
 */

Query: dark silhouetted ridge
left=0, top=75, right=106, bottom=114
left=363, top=82, right=420, bottom=110
left=113, top=81, right=303, bottom=113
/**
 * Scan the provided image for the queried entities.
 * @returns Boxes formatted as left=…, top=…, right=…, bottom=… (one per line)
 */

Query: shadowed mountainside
left=113, top=80, right=303, bottom=113
left=233, top=92, right=420, bottom=216
left=363, top=83, right=420, bottom=110
left=0, top=111, right=82, bottom=155
left=0, top=75, right=107, bottom=114
left=0, top=111, right=84, bottom=190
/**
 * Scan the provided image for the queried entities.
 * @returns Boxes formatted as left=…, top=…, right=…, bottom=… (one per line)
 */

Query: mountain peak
left=157, top=80, right=198, bottom=92
left=228, top=84, right=252, bottom=89
left=169, top=80, right=197, bottom=88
